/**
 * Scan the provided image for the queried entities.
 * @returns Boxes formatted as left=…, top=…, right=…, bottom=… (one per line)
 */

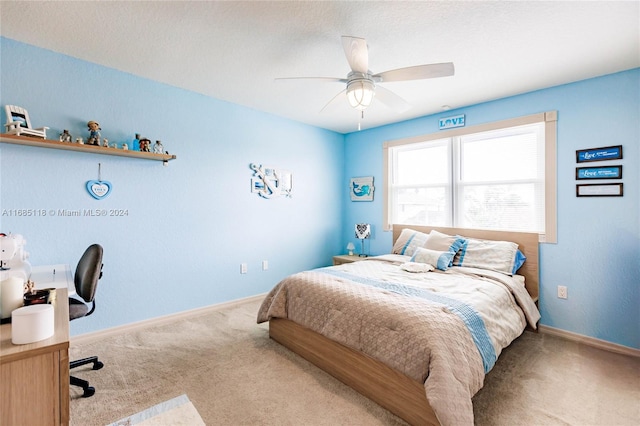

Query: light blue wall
left=343, top=69, right=640, bottom=349
left=0, top=38, right=345, bottom=335
left=2, top=37, right=638, bottom=350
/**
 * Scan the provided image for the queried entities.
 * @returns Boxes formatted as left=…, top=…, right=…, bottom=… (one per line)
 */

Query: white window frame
left=383, top=111, right=557, bottom=243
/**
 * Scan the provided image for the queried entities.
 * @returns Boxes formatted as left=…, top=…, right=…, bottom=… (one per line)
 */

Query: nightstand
left=332, top=254, right=362, bottom=265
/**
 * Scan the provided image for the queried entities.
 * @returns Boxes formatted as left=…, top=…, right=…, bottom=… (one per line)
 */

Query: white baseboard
left=538, top=325, right=640, bottom=358
left=71, top=293, right=267, bottom=346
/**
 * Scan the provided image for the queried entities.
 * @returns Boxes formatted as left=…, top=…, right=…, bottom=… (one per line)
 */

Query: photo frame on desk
left=576, top=183, right=623, bottom=197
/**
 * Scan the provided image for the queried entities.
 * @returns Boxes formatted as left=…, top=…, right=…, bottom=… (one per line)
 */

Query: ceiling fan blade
left=373, top=62, right=454, bottom=83
left=275, top=77, right=346, bottom=83
left=341, top=36, right=368, bottom=74
left=319, top=89, right=347, bottom=113
left=374, top=86, right=411, bottom=113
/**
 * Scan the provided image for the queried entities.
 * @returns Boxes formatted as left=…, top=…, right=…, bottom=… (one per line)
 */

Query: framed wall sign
left=576, top=165, right=622, bottom=180
left=438, top=114, right=465, bottom=130
left=576, top=145, right=622, bottom=163
left=350, top=176, right=374, bottom=201
left=576, top=183, right=623, bottom=197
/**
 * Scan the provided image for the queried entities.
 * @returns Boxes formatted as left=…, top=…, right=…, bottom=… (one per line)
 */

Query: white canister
left=11, top=304, right=55, bottom=344
left=1, top=276, right=25, bottom=319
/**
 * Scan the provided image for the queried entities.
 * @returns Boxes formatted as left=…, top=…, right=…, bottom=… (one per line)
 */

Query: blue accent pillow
left=512, top=249, right=526, bottom=274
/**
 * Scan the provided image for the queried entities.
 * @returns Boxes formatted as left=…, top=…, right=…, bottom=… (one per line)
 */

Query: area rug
left=107, top=394, right=205, bottom=426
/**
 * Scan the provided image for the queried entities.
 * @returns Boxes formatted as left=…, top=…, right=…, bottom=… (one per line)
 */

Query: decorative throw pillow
left=410, top=247, right=455, bottom=271
left=424, top=230, right=467, bottom=265
left=392, top=228, right=430, bottom=257
left=400, top=262, right=435, bottom=273
left=453, top=237, right=519, bottom=275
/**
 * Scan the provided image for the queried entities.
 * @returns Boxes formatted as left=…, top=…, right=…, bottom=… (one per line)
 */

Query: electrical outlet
left=262, top=260, right=268, bottom=271
left=240, top=263, right=248, bottom=274
left=557, top=285, right=567, bottom=299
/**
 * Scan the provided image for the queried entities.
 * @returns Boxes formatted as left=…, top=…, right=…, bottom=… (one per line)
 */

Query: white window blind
left=456, top=124, right=545, bottom=232
left=391, top=139, right=451, bottom=226
left=383, top=112, right=557, bottom=241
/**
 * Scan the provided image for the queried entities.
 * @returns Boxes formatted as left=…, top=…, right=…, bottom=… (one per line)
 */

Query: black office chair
left=69, top=244, right=104, bottom=397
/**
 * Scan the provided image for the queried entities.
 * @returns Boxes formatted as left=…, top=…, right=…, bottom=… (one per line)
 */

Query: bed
left=257, top=225, right=540, bottom=425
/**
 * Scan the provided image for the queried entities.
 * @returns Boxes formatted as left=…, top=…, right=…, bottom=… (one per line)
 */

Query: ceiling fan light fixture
left=346, top=78, right=375, bottom=110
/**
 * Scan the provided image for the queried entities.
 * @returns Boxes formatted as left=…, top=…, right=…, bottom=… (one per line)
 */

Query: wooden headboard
left=392, top=225, right=539, bottom=302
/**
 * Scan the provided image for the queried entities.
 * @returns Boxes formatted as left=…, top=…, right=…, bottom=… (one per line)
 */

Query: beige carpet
left=107, top=394, right=204, bottom=426
left=69, top=299, right=640, bottom=426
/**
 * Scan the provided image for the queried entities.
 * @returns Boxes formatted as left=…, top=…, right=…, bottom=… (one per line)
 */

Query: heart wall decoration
left=86, top=163, right=112, bottom=200
left=86, top=180, right=112, bottom=200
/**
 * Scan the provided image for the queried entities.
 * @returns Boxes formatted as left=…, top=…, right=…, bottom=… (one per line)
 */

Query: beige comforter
left=257, top=255, right=540, bottom=425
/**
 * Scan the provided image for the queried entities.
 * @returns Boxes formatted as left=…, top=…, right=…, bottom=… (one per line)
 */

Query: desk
left=30, top=264, right=74, bottom=295
left=1, top=289, right=70, bottom=425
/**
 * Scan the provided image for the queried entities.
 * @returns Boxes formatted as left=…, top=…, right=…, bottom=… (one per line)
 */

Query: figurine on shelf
left=122, top=143, right=128, bottom=150
left=153, top=140, right=164, bottom=154
left=76, top=137, right=84, bottom=145
left=132, top=133, right=140, bottom=151
left=59, top=129, right=73, bottom=143
left=139, top=137, right=151, bottom=152
left=87, top=120, right=101, bottom=146
left=102, top=138, right=109, bottom=147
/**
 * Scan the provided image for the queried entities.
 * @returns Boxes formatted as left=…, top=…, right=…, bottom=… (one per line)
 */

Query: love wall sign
left=86, top=163, right=112, bottom=200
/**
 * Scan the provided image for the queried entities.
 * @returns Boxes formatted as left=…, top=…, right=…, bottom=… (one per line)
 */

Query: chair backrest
left=5, top=105, right=33, bottom=129
left=74, top=244, right=103, bottom=303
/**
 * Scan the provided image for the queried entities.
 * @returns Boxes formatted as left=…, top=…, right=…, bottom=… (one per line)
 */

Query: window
left=383, top=112, right=557, bottom=242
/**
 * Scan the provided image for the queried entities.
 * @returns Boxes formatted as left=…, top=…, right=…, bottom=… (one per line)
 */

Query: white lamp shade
left=346, top=79, right=375, bottom=110
left=346, top=242, right=355, bottom=250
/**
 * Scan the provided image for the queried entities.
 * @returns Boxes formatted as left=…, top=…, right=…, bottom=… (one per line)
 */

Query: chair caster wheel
left=93, top=361, right=104, bottom=370
left=83, top=386, right=95, bottom=398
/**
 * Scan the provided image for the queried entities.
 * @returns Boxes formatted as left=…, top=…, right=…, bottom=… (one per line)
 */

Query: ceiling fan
left=277, top=36, right=454, bottom=114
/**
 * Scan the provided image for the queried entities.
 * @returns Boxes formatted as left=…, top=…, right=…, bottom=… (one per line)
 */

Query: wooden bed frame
left=268, top=225, right=540, bottom=426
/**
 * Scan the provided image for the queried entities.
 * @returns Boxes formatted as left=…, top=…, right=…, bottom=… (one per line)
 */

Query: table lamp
left=354, top=223, right=371, bottom=257
left=346, top=242, right=355, bottom=256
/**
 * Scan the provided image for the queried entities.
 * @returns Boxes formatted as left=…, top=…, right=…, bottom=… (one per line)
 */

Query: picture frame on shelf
left=3, top=105, right=49, bottom=139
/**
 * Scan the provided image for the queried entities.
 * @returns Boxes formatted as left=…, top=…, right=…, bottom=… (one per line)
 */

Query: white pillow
left=410, top=247, right=456, bottom=271
left=392, top=228, right=429, bottom=257
left=453, top=237, right=519, bottom=275
left=424, top=230, right=467, bottom=266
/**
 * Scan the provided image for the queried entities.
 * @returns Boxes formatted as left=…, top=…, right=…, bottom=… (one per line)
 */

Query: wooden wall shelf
left=0, top=133, right=177, bottom=162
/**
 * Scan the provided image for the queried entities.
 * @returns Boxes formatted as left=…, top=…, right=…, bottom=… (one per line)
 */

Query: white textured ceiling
left=1, top=1, right=638, bottom=133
